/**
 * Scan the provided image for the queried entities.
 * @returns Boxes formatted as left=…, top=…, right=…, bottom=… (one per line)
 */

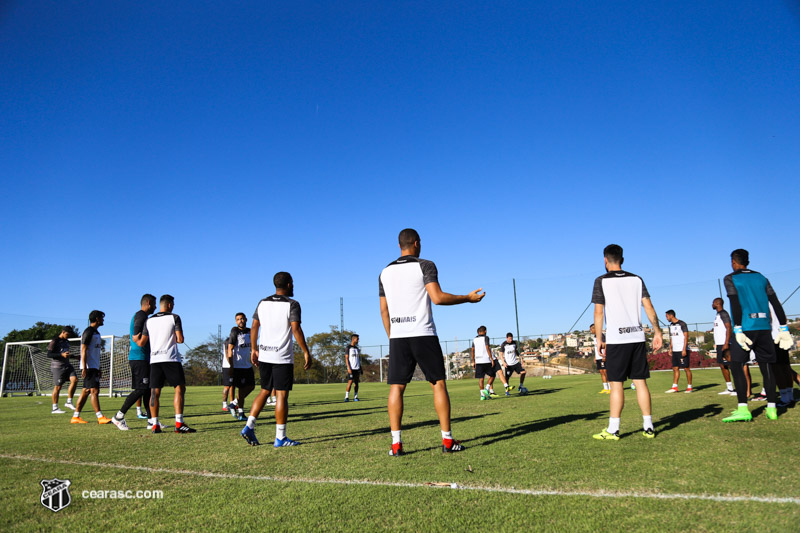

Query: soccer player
left=221, top=342, right=236, bottom=412
left=379, top=228, right=485, bottom=455
left=722, top=249, right=792, bottom=422
left=70, top=311, right=112, bottom=425
left=241, top=272, right=312, bottom=447
left=344, top=334, right=361, bottom=402
left=499, top=332, right=526, bottom=394
left=665, top=310, right=693, bottom=394
left=226, top=312, right=255, bottom=420
left=590, top=324, right=609, bottom=394
left=141, top=294, right=195, bottom=433
left=711, top=298, right=735, bottom=395
left=49, top=327, right=77, bottom=414
left=471, top=326, right=495, bottom=400
left=591, top=244, right=663, bottom=440
left=111, top=294, right=156, bottom=431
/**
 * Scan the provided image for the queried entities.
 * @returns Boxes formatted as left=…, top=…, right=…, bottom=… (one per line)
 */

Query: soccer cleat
left=488, top=392, right=499, bottom=398
left=765, top=407, right=778, bottom=420
left=70, top=417, right=88, bottom=424
left=751, top=393, right=768, bottom=402
left=222, top=406, right=229, bottom=412
left=722, top=407, right=752, bottom=423
left=241, top=426, right=260, bottom=446
left=237, top=412, right=245, bottom=421
left=151, top=424, right=163, bottom=433
left=274, top=437, right=300, bottom=447
left=630, top=384, right=636, bottom=390
left=505, top=390, right=510, bottom=397
left=64, top=402, right=76, bottom=411
left=344, top=398, right=350, bottom=402
left=51, top=408, right=66, bottom=414
left=97, top=416, right=113, bottom=424
left=719, top=390, right=733, bottom=395
left=111, top=417, right=129, bottom=431
left=506, top=385, right=515, bottom=392
left=598, top=390, right=607, bottom=394
left=389, top=442, right=405, bottom=456
left=137, top=412, right=148, bottom=419
left=442, top=439, right=466, bottom=453
left=684, top=389, right=693, bottom=394
left=353, top=398, right=359, bottom=402
left=230, top=406, right=239, bottom=419
left=642, top=428, right=655, bottom=439
left=592, top=429, right=620, bottom=441
left=665, top=388, right=678, bottom=394
left=175, top=423, right=196, bottom=433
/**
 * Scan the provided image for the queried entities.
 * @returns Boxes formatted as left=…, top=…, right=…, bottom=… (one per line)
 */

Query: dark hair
left=62, top=326, right=76, bottom=337
left=506, top=332, right=513, bottom=337
left=665, top=309, right=675, bottom=317
left=160, top=294, right=174, bottom=305
left=603, top=244, right=623, bottom=265
left=273, top=272, right=292, bottom=289
left=398, top=228, right=420, bottom=249
left=235, top=312, right=246, bottom=319
left=477, top=325, right=486, bottom=334
left=351, top=334, right=359, bottom=340
left=88, top=310, right=104, bottom=324
left=589, top=323, right=594, bottom=328
left=141, top=293, right=156, bottom=305
left=731, top=248, right=749, bottom=267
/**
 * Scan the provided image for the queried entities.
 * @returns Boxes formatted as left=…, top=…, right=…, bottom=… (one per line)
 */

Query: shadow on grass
left=685, top=383, right=716, bottom=392
left=471, top=411, right=606, bottom=446
left=649, top=404, right=724, bottom=435
left=184, top=405, right=387, bottom=431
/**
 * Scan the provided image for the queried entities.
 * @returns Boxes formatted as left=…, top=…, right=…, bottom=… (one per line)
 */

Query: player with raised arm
left=141, top=295, right=194, bottom=433
left=49, top=327, right=77, bottom=414
left=591, top=244, right=663, bottom=440
left=722, top=249, right=792, bottom=422
left=664, top=310, right=693, bottom=394
left=500, top=332, right=527, bottom=394
left=590, top=324, right=609, bottom=394
left=111, top=294, right=156, bottom=431
left=226, top=313, right=255, bottom=420
left=70, top=311, right=112, bottom=425
left=380, top=228, right=485, bottom=456
left=241, top=272, right=312, bottom=447
left=711, top=298, right=735, bottom=395
left=471, top=326, right=495, bottom=400
left=344, top=334, right=361, bottom=402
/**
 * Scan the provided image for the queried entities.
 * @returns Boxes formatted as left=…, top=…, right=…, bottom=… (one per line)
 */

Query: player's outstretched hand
left=303, top=354, right=312, bottom=370
left=468, top=289, right=485, bottom=303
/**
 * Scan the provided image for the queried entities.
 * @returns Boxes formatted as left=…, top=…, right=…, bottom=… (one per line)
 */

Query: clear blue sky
left=2, top=1, right=799, bottom=353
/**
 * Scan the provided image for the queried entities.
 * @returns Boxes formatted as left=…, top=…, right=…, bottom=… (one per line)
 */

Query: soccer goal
left=1, top=336, right=132, bottom=398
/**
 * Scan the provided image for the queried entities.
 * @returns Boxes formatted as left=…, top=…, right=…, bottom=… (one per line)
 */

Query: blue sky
left=1, top=1, right=799, bottom=354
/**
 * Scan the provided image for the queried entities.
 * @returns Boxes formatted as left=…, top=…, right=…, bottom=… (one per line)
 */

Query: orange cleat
left=97, top=416, right=113, bottom=424
left=70, top=417, right=88, bottom=424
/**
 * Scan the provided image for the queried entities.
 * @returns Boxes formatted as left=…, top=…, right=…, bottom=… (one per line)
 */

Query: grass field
left=1, top=368, right=798, bottom=532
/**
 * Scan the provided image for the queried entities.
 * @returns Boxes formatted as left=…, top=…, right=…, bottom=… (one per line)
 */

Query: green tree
left=183, top=333, right=223, bottom=386
left=305, top=326, right=359, bottom=383
left=1, top=321, right=81, bottom=357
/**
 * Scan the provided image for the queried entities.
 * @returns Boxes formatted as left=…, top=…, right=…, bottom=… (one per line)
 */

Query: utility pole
left=513, top=278, right=520, bottom=340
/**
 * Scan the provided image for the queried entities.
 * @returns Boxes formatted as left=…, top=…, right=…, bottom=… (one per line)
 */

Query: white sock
left=246, top=416, right=256, bottom=429
left=223, top=401, right=227, bottom=408
left=642, top=415, right=653, bottom=431
left=73, top=411, right=80, bottom=418
left=737, top=403, right=747, bottom=409
left=391, top=430, right=402, bottom=444
left=230, top=399, right=238, bottom=407
left=345, top=392, right=349, bottom=399
left=767, top=402, right=776, bottom=409
left=136, top=406, right=142, bottom=415
left=607, top=417, right=620, bottom=434
left=672, top=383, right=678, bottom=389
left=687, top=384, right=693, bottom=389
left=153, top=417, right=160, bottom=426
left=276, top=424, right=286, bottom=440
left=176, top=414, right=183, bottom=424
left=760, top=386, right=766, bottom=394
left=603, top=382, right=610, bottom=390
left=147, top=418, right=154, bottom=425
left=726, top=382, right=733, bottom=391
left=95, top=411, right=103, bottom=419
left=52, top=403, right=58, bottom=410
left=489, top=388, right=495, bottom=394
left=116, top=411, right=125, bottom=420
left=441, top=430, right=452, bottom=441
left=271, top=396, right=276, bottom=403
left=65, top=399, right=73, bottom=405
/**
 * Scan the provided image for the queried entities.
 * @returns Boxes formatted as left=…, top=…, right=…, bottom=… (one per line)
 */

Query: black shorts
left=671, top=352, right=691, bottom=368
left=150, top=362, right=186, bottom=388
left=475, top=362, right=496, bottom=379
left=388, top=336, right=446, bottom=384
left=715, top=345, right=730, bottom=366
left=775, top=346, right=790, bottom=365
left=130, top=360, right=150, bottom=390
left=51, top=362, right=76, bottom=387
left=259, top=362, right=293, bottom=391
left=83, top=368, right=101, bottom=389
left=595, top=359, right=606, bottom=371
left=222, top=367, right=234, bottom=387
left=729, top=330, right=776, bottom=364
left=605, top=342, right=649, bottom=382
left=504, top=363, right=525, bottom=378
left=234, top=367, right=255, bottom=387
left=347, top=368, right=361, bottom=382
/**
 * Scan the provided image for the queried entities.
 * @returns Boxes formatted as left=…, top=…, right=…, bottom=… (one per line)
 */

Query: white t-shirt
left=144, top=312, right=183, bottom=364
left=252, top=295, right=301, bottom=365
left=379, top=256, right=438, bottom=339
left=713, top=310, right=731, bottom=346
left=669, top=320, right=688, bottom=352
left=500, top=340, right=519, bottom=366
left=346, top=345, right=361, bottom=370
left=473, top=335, right=492, bottom=364
left=80, top=327, right=102, bottom=370
left=227, top=326, right=252, bottom=369
left=591, top=270, right=650, bottom=345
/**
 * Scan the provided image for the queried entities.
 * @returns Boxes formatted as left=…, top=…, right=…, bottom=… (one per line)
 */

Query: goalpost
left=0, top=336, right=132, bottom=398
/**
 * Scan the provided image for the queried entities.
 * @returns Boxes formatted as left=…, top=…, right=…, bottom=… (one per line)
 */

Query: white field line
left=2, top=453, right=798, bottom=505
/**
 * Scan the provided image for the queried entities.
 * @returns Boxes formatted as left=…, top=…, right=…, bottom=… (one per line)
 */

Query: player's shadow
left=686, top=384, right=715, bottom=392
left=470, top=411, right=606, bottom=446
left=648, top=404, right=723, bottom=435
left=516, top=387, right=563, bottom=397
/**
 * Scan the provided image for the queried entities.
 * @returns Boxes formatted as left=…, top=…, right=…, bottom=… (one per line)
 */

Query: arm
left=226, top=343, right=234, bottom=368
left=682, top=323, right=688, bottom=355
left=80, top=343, right=87, bottom=378
left=424, top=282, right=485, bottom=306
left=470, top=345, right=475, bottom=367
left=291, top=322, right=312, bottom=370
left=723, top=320, right=732, bottom=351
left=379, top=297, right=391, bottom=339
left=768, top=292, right=788, bottom=325
left=593, top=304, right=605, bottom=359
left=642, top=298, right=663, bottom=352
left=345, top=348, right=352, bottom=374
left=250, top=319, right=260, bottom=366
left=176, top=330, right=184, bottom=344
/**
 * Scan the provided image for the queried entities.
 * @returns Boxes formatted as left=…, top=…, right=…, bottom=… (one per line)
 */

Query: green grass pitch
left=1, top=369, right=797, bottom=532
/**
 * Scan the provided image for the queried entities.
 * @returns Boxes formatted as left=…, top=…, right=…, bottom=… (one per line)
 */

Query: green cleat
left=592, top=429, right=620, bottom=441
left=642, top=428, right=655, bottom=438
left=722, top=407, right=752, bottom=423
left=765, top=407, right=778, bottom=420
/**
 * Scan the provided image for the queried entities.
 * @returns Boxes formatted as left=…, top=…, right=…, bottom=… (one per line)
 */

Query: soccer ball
left=518, top=386, right=528, bottom=395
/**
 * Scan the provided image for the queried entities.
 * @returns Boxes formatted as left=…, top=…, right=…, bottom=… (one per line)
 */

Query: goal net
left=1, top=336, right=132, bottom=398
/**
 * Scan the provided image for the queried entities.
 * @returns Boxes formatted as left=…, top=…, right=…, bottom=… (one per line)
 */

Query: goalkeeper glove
left=776, top=325, right=793, bottom=351
left=734, top=326, right=753, bottom=351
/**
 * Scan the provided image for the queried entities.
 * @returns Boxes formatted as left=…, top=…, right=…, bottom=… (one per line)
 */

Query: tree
left=183, top=333, right=223, bottom=386
left=305, top=326, right=359, bottom=383
left=1, top=321, right=81, bottom=358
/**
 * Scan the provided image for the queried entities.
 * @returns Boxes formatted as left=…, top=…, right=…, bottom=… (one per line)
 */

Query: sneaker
left=230, top=406, right=239, bottom=419
left=765, top=407, right=778, bottom=420
left=97, top=416, right=113, bottom=424
left=592, top=429, right=620, bottom=441
left=111, top=417, right=129, bottom=431
left=353, top=398, right=359, bottom=402
left=237, top=412, right=245, bottom=421
left=175, top=423, right=196, bottom=433
left=506, top=385, right=515, bottom=392
left=137, top=412, right=148, bottom=419
left=598, top=390, right=607, bottom=394
left=344, top=398, right=350, bottom=402
left=480, top=390, right=490, bottom=400
left=442, top=439, right=466, bottom=453
left=684, top=389, right=693, bottom=394
left=719, top=389, right=733, bottom=395
left=603, top=389, right=611, bottom=394
left=51, top=408, right=66, bottom=414
left=389, top=442, right=405, bottom=456
left=222, top=406, right=229, bottom=412
left=64, top=403, right=76, bottom=411
left=241, top=426, right=260, bottom=446
left=151, top=424, right=163, bottom=433
left=274, top=437, right=300, bottom=447
left=630, top=384, right=636, bottom=390
left=642, top=428, right=655, bottom=439
left=722, top=408, right=752, bottom=422
left=70, top=417, right=88, bottom=424
left=665, top=388, right=678, bottom=394
left=751, top=393, right=768, bottom=402
left=488, top=392, right=499, bottom=398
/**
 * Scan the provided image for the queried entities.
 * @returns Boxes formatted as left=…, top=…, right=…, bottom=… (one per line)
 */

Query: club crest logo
left=40, top=479, right=72, bottom=512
